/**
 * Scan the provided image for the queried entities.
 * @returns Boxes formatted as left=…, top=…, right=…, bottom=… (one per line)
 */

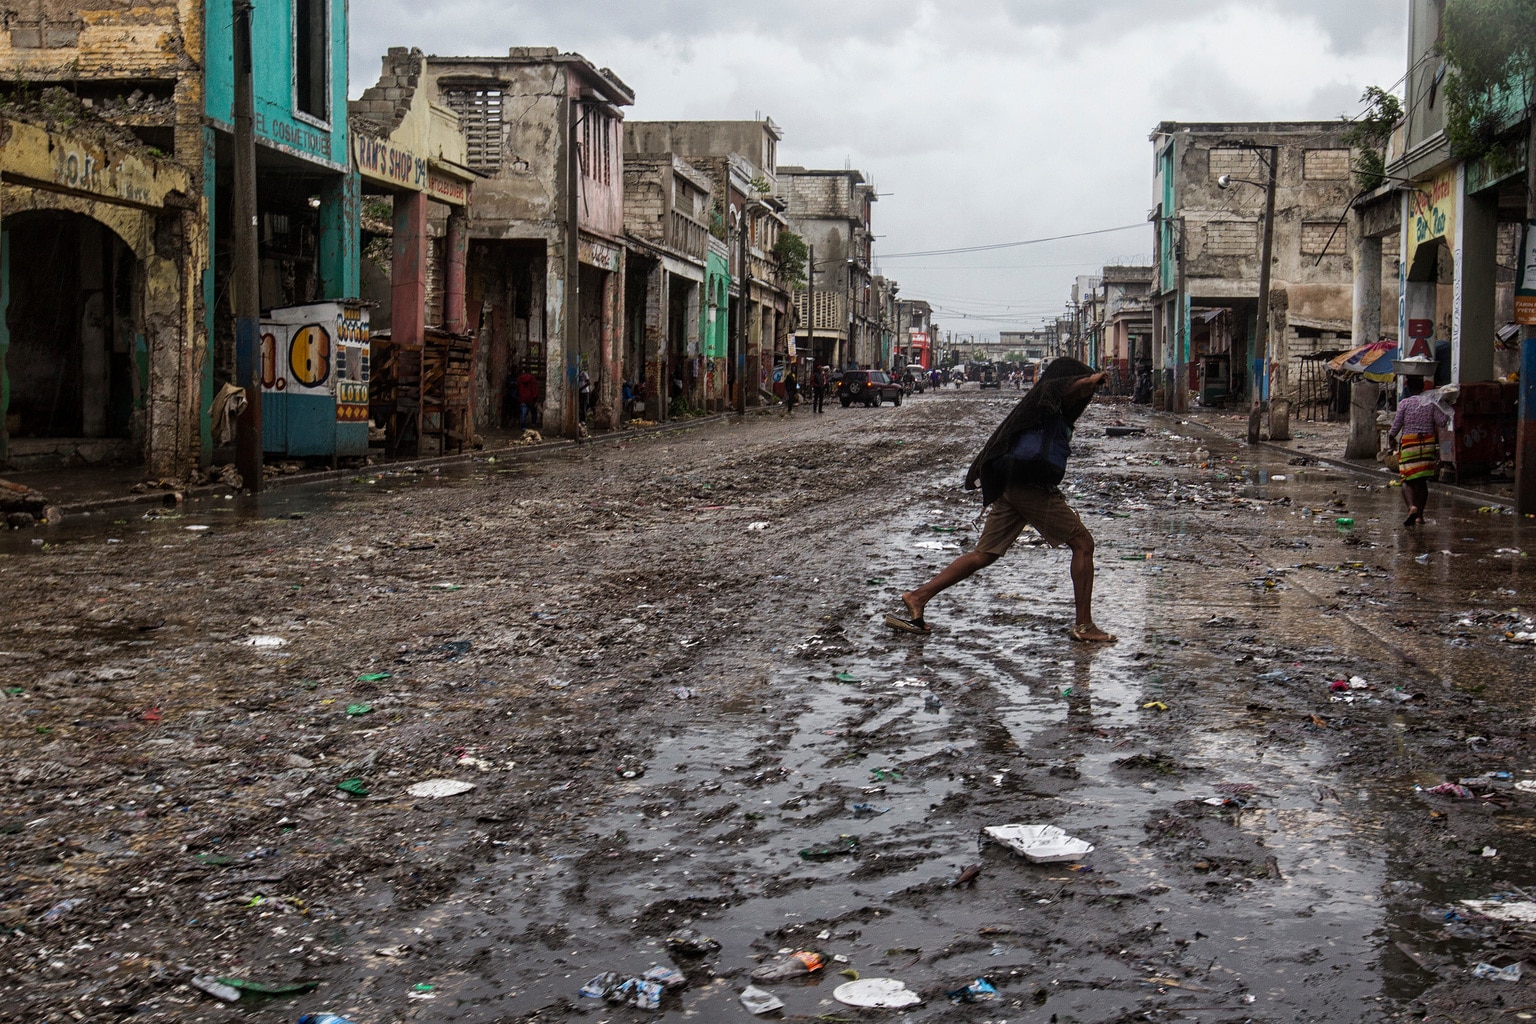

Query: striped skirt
left=1398, top=431, right=1438, bottom=482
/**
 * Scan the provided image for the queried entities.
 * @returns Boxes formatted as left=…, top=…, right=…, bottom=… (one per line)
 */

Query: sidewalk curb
left=49, top=408, right=774, bottom=521
left=1163, top=412, right=1520, bottom=512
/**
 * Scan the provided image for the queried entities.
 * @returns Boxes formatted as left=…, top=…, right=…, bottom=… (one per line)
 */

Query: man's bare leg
left=901, top=550, right=999, bottom=622
left=1067, top=531, right=1115, bottom=641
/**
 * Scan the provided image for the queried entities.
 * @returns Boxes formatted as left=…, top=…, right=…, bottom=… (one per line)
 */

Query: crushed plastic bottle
left=1471, top=961, right=1523, bottom=982
left=750, top=950, right=825, bottom=982
left=739, top=985, right=785, bottom=1014
left=297, top=1015, right=358, bottom=1024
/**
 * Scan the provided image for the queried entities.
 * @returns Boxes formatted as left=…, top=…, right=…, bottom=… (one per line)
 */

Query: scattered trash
left=241, top=635, right=287, bottom=648
left=947, top=977, right=998, bottom=1003
left=189, top=976, right=241, bottom=1002
left=955, top=863, right=982, bottom=887
left=923, top=692, right=942, bottom=711
left=834, top=671, right=860, bottom=683
left=1417, top=783, right=1475, bottom=799
left=739, top=984, right=785, bottom=1015
left=665, top=927, right=721, bottom=958
left=669, top=686, right=696, bottom=699
left=1482, top=847, right=1499, bottom=858
left=1471, top=961, right=1523, bottom=982
left=406, top=779, right=476, bottom=799
left=616, top=762, right=646, bottom=779
left=1463, top=899, right=1536, bottom=924
left=1142, top=701, right=1168, bottom=712
left=869, top=767, right=904, bottom=782
left=345, top=703, right=373, bottom=716
left=1105, top=425, right=1145, bottom=437
left=1335, top=517, right=1354, bottom=528
left=747, top=521, right=769, bottom=530
left=355, top=672, right=391, bottom=682
left=215, top=978, right=320, bottom=996
left=580, top=965, right=688, bottom=1010
left=297, top=1015, right=356, bottom=1024
left=335, top=779, right=370, bottom=796
left=799, top=836, right=858, bottom=861
left=850, top=802, right=890, bottom=816
left=38, top=898, right=82, bottom=924
left=834, top=977, right=923, bottom=1009
left=750, top=950, right=825, bottom=982
left=982, top=823, right=1095, bottom=863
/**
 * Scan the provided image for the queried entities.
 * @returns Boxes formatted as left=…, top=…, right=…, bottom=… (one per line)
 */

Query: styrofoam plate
left=983, top=823, right=1094, bottom=863
left=834, top=978, right=922, bottom=1008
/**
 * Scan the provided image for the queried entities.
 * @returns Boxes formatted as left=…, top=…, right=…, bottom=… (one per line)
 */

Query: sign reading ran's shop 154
left=354, top=133, right=428, bottom=190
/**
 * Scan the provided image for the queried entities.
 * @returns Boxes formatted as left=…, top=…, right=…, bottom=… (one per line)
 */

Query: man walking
left=811, top=365, right=829, bottom=414
left=883, top=357, right=1116, bottom=643
left=516, top=367, right=540, bottom=430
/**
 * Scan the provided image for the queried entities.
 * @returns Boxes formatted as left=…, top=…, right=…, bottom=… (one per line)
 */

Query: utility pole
left=1247, top=147, right=1278, bottom=445
left=735, top=201, right=748, bottom=415
left=804, top=244, right=814, bottom=369
left=1174, top=217, right=1187, bottom=413
left=231, top=0, right=262, bottom=491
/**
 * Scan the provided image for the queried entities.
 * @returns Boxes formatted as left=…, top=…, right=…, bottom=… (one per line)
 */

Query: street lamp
left=1217, top=145, right=1279, bottom=444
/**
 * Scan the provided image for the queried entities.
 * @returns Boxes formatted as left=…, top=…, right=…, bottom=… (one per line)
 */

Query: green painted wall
left=704, top=251, right=730, bottom=359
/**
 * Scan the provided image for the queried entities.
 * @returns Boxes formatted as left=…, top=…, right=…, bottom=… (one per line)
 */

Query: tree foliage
left=1440, top=0, right=1536, bottom=167
left=773, top=230, right=808, bottom=287
left=1341, top=85, right=1405, bottom=190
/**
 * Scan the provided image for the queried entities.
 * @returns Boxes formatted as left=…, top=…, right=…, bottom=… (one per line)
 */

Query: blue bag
left=1004, top=418, right=1072, bottom=486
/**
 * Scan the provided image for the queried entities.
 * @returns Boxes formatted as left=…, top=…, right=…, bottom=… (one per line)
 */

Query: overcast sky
left=351, top=1, right=1408, bottom=341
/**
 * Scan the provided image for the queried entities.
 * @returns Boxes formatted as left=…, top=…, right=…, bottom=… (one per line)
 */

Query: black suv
left=837, top=370, right=903, bottom=407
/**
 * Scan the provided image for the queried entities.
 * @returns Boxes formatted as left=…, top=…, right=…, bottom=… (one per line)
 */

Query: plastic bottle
left=298, top=1015, right=357, bottom=1024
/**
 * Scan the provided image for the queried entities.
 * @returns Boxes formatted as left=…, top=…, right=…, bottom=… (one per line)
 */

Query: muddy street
left=4, top=389, right=1536, bottom=1024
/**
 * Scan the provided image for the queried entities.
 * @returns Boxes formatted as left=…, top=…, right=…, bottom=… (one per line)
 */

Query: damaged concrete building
left=421, top=47, right=633, bottom=436
left=0, top=0, right=359, bottom=476
left=625, top=119, right=791, bottom=410
left=0, top=1, right=205, bottom=476
left=779, top=167, right=878, bottom=370
left=1148, top=121, right=1389, bottom=424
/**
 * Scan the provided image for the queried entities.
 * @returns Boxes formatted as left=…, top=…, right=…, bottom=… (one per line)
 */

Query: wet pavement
left=2, top=388, right=1534, bottom=1023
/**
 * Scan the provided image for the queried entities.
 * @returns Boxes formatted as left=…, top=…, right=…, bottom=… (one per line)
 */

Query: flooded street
left=4, top=388, right=1535, bottom=1023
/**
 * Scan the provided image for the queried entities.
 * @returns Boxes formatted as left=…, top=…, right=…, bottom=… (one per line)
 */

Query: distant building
left=1149, top=121, right=1362, bottom=415
left=626, top=119, right=791, bottom=408
left=998, top=330, right=1055, bottom=363
left=1101, top=265, right=1155, bottom=377
left=779, top=167, right=878, bottom=369
left=423, top=47, right=634, bottom=435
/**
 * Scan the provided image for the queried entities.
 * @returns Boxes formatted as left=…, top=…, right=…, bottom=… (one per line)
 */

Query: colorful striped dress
left=1389, top=392, right=1448, bottom=482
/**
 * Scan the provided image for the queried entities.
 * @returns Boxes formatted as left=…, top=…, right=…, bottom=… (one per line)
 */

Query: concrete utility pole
left=1247, top=147, right=1278, bottom=445
left=805, top=244, right=814, bottom=369
left=735, top=202, right=748, bottom=414
left=1516, top=96, right=1536, bottom=514
left=231, top=0, right=262, bottom=491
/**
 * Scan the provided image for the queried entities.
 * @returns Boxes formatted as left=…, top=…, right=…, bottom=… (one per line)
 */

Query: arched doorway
left=4, top=210, right=138, bottom=445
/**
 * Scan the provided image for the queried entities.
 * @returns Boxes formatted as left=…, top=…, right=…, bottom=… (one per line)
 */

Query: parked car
left=837, top=370, right=903, bottom=407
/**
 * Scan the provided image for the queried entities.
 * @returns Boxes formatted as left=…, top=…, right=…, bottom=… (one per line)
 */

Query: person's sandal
left=1069, top=623, right=1117, bottom=643
left=884, top=613, right=931, bottom=635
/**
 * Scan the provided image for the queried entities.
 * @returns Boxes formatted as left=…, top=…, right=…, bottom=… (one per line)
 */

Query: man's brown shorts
left=975, top=484, right=1088, bottom=555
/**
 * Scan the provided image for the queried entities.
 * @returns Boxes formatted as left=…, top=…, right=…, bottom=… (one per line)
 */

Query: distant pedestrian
left=1389, top=373, right=1448, bottom=527
left=883, top=357, right=1115, bottom=643
left=783, top=365, right=800, bottom=416
left=578, top=368, right=593, bottom=421
left=516, top=367, right=540, bottom=429
left=811, top=365, right=829, bottom=414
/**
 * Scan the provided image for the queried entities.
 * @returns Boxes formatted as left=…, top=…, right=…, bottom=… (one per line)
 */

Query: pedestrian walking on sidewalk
left=1389, top=372, right=1448, bottom=527
left=516, top=367, right=540, bottom=430
left=883, top=356, right=1116, bottom=643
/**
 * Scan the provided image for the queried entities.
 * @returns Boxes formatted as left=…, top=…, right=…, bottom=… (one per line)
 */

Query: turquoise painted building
left=201, top=0, right=360, bottom=456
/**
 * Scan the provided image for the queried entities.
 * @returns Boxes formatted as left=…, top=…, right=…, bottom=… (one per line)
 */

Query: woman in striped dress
left=1388, top=374, right=1448, bottom=527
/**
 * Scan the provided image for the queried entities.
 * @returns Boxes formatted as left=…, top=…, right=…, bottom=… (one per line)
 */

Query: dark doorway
left=5, top=211, right=136, bottom=440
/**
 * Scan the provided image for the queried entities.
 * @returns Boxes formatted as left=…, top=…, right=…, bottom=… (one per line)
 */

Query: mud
left=2, top=390, right=1534, bottom=1023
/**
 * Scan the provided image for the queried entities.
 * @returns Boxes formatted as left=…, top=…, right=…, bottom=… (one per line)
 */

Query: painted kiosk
left=260, top=301, right=371, bottom=458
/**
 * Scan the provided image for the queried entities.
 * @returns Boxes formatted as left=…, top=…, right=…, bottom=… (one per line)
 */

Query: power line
left=878, top=222, right=1146, bottom=259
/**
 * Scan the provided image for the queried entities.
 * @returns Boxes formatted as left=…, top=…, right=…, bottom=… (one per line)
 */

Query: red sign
left=1407, top=319, right=1433, bottom=338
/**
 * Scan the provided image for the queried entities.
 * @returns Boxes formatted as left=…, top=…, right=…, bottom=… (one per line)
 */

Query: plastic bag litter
left=406, top=779, right=476, bottom=798
left=834, top=977, right=922, bottom=1008
left=947, top=977, right=998, bottom=1003
left=1471, top=962, right=1523, bottom=982
left=739, top=984, right=784, bottom=1014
